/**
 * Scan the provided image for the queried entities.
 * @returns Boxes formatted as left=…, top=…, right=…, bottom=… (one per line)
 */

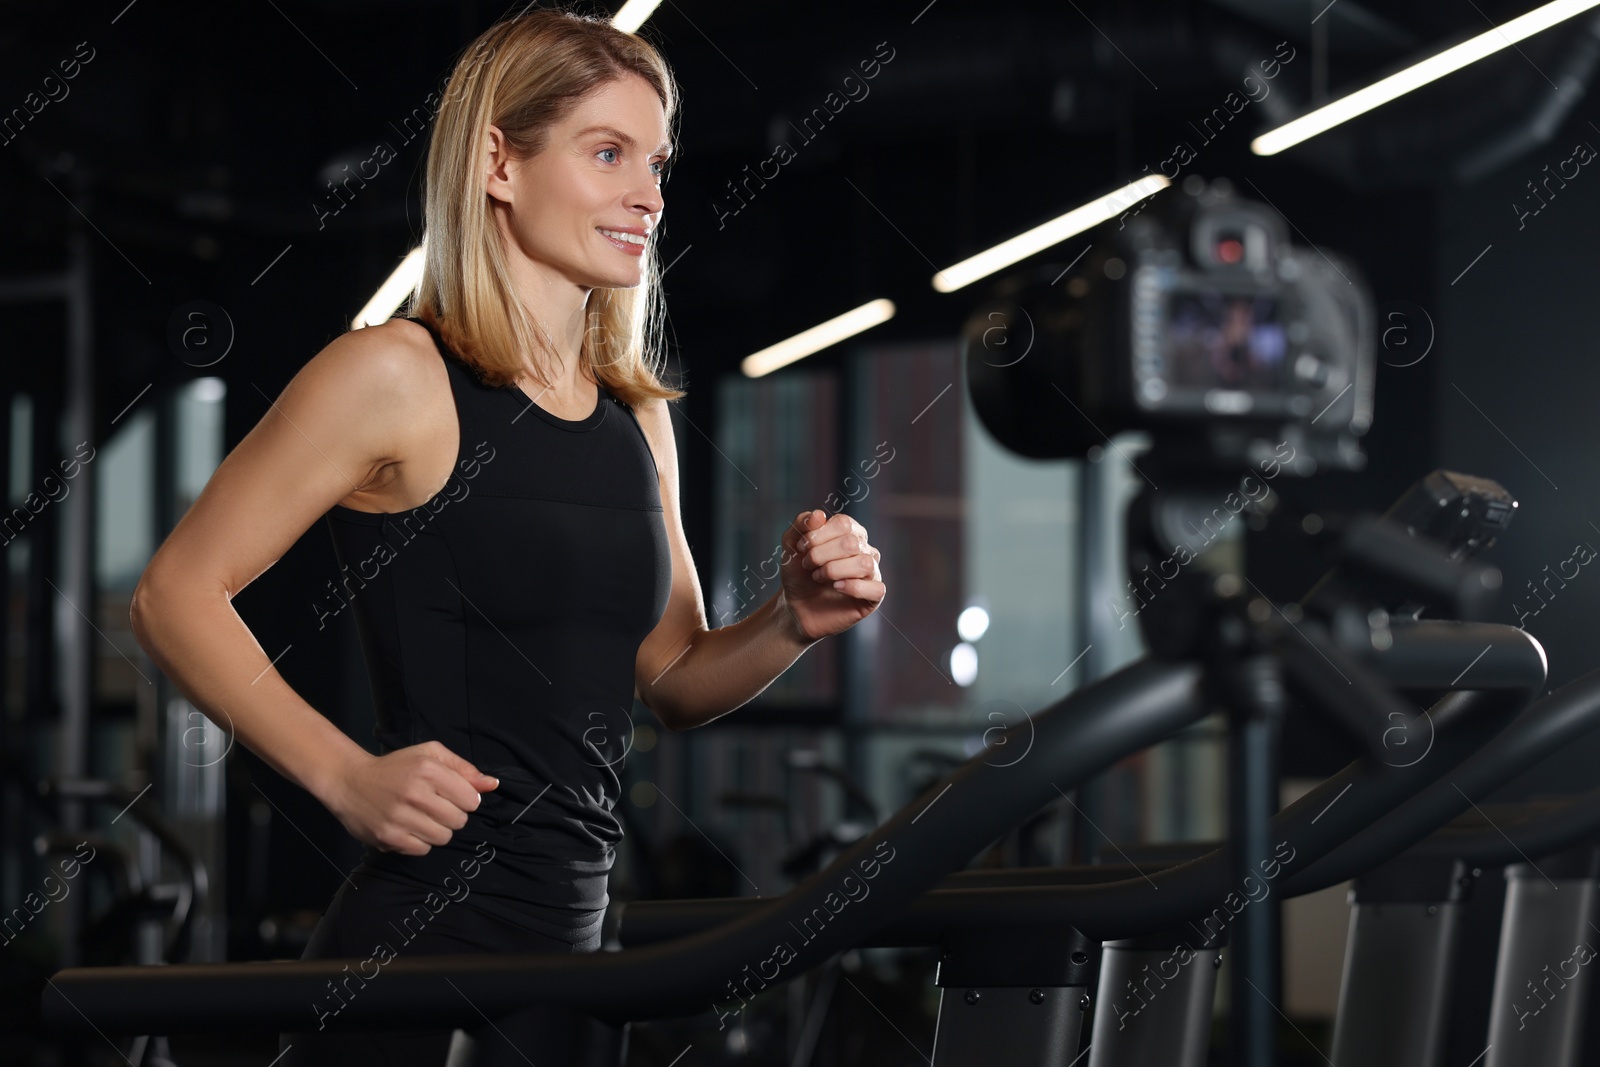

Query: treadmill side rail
left=1088, top=941, right=1221, bottom=1067
left=1484, top=863, right=1600, bottom=1067
left=1330, top=901, right=1462, bottom=1067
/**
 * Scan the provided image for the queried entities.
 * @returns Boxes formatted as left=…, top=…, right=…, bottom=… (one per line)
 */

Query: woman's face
left=487, top=73, right=670, bottom=291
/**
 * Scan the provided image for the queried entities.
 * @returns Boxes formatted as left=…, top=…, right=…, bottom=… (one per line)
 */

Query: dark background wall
left=1437, top=103, right=1600, bottom=797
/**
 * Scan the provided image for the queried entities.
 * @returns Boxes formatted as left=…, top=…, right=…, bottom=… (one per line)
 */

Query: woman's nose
left=633, top=184, right=663, bottom=216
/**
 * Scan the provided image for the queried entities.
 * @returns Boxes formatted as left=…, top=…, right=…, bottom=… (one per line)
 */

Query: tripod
left=1118, top=456, right=1509, bottom=1067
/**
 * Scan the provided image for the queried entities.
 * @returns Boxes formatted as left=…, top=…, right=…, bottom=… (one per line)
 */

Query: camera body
left=965, top=177, right=1374, bottom=475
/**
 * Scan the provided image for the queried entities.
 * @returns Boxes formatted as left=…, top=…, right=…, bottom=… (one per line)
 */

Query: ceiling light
left=352, top=243, right=425, bottom=328
left=611, top=0, right=664, bottom=33
left=931, top=175, right=1170, bottom=292
left=741, top=299, right=896, bottom=377
left=1253, top=0, right=1600, bottom=155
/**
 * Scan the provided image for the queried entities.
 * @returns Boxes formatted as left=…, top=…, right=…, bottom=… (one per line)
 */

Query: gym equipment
left=40, top=655, right=1218, bottom=1060
left=620, top=627, right=1548, bottom=1067
left=1328, top=733, right=1600, bottom=1067
left=39, top=588, right=1547, bottom=1066
left=1, top=754, right=207, bottom=1067
left=620, top=467, right=1551, bottom=1067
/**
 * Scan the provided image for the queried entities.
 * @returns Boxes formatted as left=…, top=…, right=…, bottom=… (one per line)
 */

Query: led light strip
left=610, top=0, right=663, bottom=34
left=930, top=175, right=1171, bottom=293
left=352, top=243, right=426, bottom=328
left=1253, top=0, right=1600, bottom=156
left=741, top=300, right=896, bottom=378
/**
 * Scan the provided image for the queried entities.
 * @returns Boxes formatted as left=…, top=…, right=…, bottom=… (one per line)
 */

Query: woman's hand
left=325, top=741, right=500, bottom=856
left=778, top=509, right=886, bottom=644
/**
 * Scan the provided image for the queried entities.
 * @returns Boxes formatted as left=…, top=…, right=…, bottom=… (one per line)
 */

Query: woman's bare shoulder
left=318, top=316, right=440, bottom=391
left=290, top=317, right=455, bottom=510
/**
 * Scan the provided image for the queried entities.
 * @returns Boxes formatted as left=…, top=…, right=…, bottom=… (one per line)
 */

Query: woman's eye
left=599, top=147, right=620, bottom=164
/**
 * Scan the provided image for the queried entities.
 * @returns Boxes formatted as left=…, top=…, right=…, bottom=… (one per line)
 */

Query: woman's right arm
left=130, top=319, right=496, bottom=856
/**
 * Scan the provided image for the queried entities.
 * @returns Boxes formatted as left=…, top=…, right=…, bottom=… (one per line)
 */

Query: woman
left=128, top=8, right=885, bottom=1063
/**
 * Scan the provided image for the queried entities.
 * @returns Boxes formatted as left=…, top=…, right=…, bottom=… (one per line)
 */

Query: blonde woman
left=130, top=8, right=885, bottom=1062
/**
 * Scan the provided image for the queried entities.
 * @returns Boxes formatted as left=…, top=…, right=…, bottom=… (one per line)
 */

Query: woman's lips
left=597, top=229, right=645, bottom=256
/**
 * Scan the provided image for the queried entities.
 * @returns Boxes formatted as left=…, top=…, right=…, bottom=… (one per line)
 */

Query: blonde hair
left=410, top=7, right=685, bottom=407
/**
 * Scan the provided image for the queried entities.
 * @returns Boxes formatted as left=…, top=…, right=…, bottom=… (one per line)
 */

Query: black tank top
left=321, top=316, right=671, bottom=942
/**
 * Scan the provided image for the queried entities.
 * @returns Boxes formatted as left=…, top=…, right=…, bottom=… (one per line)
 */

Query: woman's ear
left=485, top=123, right=516, bottom=205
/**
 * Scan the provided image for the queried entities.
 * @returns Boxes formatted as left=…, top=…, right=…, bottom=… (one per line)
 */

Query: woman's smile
left=597, top=226, right=648, bottom=256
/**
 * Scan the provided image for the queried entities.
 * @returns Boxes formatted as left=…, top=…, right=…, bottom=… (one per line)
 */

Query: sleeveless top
left=321, top=315, right=672, bottom=942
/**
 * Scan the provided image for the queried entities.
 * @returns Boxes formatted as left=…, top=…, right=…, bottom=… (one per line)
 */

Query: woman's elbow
left=129, top=571, right=172, bottom=654
left=128, top=563, right=213, bottom=650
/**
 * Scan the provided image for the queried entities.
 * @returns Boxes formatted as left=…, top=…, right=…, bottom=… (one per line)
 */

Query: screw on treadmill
left=1078, top=994, right=1092, bottom=1011
left=1030, top=988, right=1046, bottom=1005
left=1070, top=950, right=1089, bottom=966
left=964, top=989, right=981, bottom=1005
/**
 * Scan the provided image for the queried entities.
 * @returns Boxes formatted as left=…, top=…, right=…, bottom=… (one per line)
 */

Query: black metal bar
left=57, top=230, right=94, bottom=968
left=1282, top=664, right=1600, bottom=896
left=1414, top=789, right=1600, bottom=866
left=1223, top=654, right=1282, bottom=1067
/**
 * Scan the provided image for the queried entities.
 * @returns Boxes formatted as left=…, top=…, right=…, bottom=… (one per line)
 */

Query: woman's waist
left=350, top=854, right=610, bottom=940
left=358, top=833, right=614, bottom=901
left=376, top=707, right=641, bottom=770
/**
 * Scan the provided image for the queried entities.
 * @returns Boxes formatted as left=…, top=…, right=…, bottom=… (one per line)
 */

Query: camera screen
left=1163, top=292, right=1288, bottom=391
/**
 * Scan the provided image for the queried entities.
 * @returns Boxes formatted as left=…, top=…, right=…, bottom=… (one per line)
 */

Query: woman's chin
left=601, top=269, right=645, bottom=289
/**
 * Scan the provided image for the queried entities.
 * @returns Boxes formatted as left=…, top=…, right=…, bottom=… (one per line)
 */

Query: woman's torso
left=320, top=315, right=671, bottom=940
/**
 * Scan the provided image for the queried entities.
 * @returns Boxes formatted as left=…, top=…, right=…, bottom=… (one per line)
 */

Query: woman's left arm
left=631, top=400, right=885, bottom=731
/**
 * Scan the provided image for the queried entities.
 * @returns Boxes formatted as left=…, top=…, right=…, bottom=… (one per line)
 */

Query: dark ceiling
left=0, top=0, right=1588, bottom=418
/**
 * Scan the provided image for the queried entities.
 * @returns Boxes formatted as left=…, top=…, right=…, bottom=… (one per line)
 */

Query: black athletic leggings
left=277, top=862, right=616, bottom=1066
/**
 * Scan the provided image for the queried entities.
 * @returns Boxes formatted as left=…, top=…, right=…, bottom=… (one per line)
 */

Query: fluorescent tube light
left=741, top=299, right=896, bottom=377
left=1253, top=0, right=1600, bottom=155
left=611, top=0, right=664, bottom=33
left=931, top=175, right=1170, bottom=292
left=352, top=243, right=425, bottom=328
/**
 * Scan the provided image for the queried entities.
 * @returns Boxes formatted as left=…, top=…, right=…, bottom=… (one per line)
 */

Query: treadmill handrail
left=1295, top=663, right=1600, bottom=876
left=44, top=656, right=1209, bottom=1034
left=42, top=621, right=1546, bottom=1033
left=1409, top=794, right=1599, bottom=864
left=624, top=624, right=1554, bottom=945
left=619, top=690, right=1527, bottom=946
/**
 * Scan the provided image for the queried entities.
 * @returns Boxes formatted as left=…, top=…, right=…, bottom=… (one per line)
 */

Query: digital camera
left=964, top=176, right=1374, bottom=475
